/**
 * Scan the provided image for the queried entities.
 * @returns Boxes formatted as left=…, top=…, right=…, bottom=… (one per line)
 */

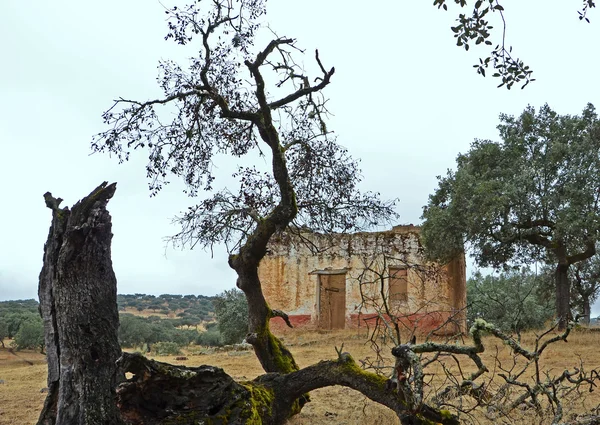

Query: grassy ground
left=2, top=328, right=600, bottom=424
left=0, top=343, right=47, bottom=425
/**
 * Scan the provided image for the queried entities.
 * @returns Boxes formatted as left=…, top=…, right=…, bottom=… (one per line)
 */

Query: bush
left=204, top=321, right=218, bottom=330
left=213, top=289, right=249, bottom=345
left=13, top=319, right=44, bottom=352
left=152, top=341, right=182, bottom=356
left=196, top=329, right=223, bottom=347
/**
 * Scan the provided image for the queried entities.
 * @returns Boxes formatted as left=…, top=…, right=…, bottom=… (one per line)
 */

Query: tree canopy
left=214, top=288, right=249, bottom=345
left=92, top=0, right=395, bottom=254
left=422, top=103, right=600, bottom=328
left=467, top=270, right=554, bottom=334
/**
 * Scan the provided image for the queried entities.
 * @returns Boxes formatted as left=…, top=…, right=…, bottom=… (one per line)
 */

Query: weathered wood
left=115, top=350, right=459, bottom=425
left=37, top=182, right=124, bottom=425
left=116, top=352, right=273, bottom=425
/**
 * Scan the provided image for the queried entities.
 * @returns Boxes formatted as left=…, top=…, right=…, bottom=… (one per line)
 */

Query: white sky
left=1, top=1, right=599, bottom=313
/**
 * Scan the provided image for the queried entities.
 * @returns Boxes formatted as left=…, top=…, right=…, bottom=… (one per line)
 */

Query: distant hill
left=0, top=294, right=215, bottom=325
left=117, top=294, right=215, bottom=321
left=0, top=299, right=39, bottom=314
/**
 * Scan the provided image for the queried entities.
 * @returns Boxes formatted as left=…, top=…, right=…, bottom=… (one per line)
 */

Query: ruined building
left=259, top=225, right=466, bottom=333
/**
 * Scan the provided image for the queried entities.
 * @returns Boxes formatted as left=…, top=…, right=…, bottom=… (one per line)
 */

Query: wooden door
left=318, top=273, right=346, bottom=329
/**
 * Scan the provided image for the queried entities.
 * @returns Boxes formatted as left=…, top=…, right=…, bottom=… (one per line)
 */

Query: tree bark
left=115, top=352, right=459, bottom=425
left=116, top=352, right=275, bottom=425
left=37, top=182, right=124, bottom=425
left=582, top=295, right=592, bottom=326
left=556, top=263, right=571, bottom=331
left=225, top=116, right=306, bottom=413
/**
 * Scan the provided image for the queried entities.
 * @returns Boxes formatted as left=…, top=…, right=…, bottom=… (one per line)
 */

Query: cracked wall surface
left=259, top=225, right=467, bottom=333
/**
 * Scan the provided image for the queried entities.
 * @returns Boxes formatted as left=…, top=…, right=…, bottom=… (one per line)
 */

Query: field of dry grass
left=2, top=328, right=600, bottom=424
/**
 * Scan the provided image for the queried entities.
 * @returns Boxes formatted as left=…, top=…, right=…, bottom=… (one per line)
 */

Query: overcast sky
left=1, top=1, right=599, bottom=312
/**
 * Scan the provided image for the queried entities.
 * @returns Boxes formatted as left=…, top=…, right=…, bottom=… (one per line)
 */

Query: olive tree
left=13, top=318, right=44, bottom=352
left=214, top=288, right=248, bottom=345
left=422, top=103, right=600, bottom=329
left=0, top=319, right=7, bottom=348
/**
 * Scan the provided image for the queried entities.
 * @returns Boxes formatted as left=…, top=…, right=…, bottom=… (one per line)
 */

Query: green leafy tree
left=467, top=270, right=554, bottom=334
left=0, top=319, right=8, bottom=347
left=3, top=311, right=39, bottom=338
left=570, top=252, right=600, bottom=325
left=118, top=315, right=153, bottom=348
left=422, top=103, right=600, bottom=329
left=196, top=328, right=222, bottom=347
left=13, top=318, right=44, bottom=353
left=214, top=289, right=249, bottom=345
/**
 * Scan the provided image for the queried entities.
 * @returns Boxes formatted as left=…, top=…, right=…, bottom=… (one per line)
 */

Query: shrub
left=205, top=321, right=218, bottom=330
left=152, top=341, right=182, bottom=356
left=196, top=329, right=223, bottom=347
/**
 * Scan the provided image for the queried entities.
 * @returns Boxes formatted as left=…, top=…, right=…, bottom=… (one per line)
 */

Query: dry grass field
left=2, top=328, right=600, bottom=424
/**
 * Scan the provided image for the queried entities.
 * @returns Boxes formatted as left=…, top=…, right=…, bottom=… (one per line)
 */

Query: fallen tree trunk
left=37, top=182, right=124, bottom=425
left=116, top=351, right=459, bottom=425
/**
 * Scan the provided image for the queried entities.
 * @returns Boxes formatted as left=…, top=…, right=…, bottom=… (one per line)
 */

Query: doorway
left=318, top=273, right=346, bottom=329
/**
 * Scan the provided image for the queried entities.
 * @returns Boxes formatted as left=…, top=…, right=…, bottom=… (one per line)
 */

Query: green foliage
left=214, top=289, right=249, bottom=345
left=422, top=103, right=600, bottom=269
left=467, top=270, right=554, bottom=334
left=570, top=252, right=600, bottom=323
left=205, top=321, right=218, bottom=330
left=196, top=329, right=223, bottom=347
left=116, top=293, right=215, bottom=322
left=13, top=318, right=44, bottom=352
left=433, top=1, right=595, bottom=88
left=118, top=314, right=198, bottom=349
left=0, top=300, right=41, bottom=338
left=152, top=341, right=182, bottom=356
left=0, top=319, right=8, bottom=346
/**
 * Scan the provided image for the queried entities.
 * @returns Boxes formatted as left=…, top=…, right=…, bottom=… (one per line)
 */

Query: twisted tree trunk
left=37, top=182, right=124, bottom=425
left=115, top=351, right=459, bottom=425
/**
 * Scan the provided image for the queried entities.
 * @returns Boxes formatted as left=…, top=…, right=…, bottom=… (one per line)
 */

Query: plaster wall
left=259, top=225, right=466, bottom=332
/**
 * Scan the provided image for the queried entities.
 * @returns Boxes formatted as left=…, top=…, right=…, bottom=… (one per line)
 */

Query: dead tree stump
left=116, top=352, right=272, bottom=425
left=37, top=182, right=124, bottom=425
